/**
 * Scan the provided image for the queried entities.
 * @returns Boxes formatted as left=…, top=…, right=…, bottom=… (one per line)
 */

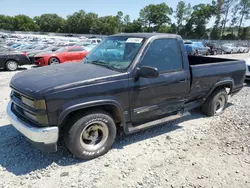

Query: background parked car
left=237, top=45, right=249, bottom=53
left=221, top=43, right=239, bottom=54
left=184, top=41, right=209, bottom=55
left=34, top=46, right=88, bottom=66
left=205, top=42, right=224, bottom=55
left=27, top=46, right=60, bottom=64
left=0, top=49, right=30, bottom=71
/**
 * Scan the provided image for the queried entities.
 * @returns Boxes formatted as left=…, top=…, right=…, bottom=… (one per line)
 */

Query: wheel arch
left=203, top=79, right=233, bottom=102
left=58, top=100, right=125, bottom=129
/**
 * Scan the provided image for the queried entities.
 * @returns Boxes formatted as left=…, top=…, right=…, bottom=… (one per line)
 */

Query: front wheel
left=202, top=88, right=228, bottom=116
left=64, top=111, right=117, bottom=160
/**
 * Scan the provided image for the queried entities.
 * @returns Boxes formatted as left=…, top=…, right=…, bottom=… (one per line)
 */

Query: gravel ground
left=0, top=53, right=249, bottom=188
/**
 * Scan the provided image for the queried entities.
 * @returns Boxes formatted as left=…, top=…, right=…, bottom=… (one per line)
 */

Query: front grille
left=13, top=103, right=25, bottom=116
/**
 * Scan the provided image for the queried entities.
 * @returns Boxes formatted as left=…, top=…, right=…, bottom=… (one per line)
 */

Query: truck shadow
left=0, top=110, right=209, bottom=176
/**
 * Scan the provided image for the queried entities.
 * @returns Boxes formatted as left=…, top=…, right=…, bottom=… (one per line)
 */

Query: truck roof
left=111, top=33, right=182, bottom=39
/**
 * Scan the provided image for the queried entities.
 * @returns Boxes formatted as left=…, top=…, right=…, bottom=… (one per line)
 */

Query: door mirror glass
left=138, top=66, right=159, bottom=78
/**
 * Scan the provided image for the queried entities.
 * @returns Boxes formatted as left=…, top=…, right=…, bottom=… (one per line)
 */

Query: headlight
left=21, top=97, right=46, bottom=110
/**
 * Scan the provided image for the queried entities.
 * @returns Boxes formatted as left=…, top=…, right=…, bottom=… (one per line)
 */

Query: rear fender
left=203, top=79, right=234, bottom=101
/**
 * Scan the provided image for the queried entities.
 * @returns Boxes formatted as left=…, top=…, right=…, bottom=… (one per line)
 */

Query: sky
left=0, top=0, right=212, bottom=19
left=0, top=0, right=249, bottom=27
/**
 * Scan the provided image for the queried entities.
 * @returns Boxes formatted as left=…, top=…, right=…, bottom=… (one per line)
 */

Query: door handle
left=179, top=79, right=187, bottom=83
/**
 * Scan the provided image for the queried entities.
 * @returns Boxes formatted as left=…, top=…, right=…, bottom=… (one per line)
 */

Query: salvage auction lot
left=0, top=53, right=249, bottom=188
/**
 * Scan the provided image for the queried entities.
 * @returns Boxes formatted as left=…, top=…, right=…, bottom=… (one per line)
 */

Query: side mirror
left=137, top=66, right=159, bottom=78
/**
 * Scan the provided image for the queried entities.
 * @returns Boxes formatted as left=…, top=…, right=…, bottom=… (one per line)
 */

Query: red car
left=34, top=46, right=88, bottom=66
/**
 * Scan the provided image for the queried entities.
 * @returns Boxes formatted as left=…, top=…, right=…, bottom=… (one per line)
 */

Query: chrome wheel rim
left=80, top=121, right=109, bottom=151
left=214, top=95, right=226, bottom=114
left=49, top=58, right=59, bottom=65
left=7, top=61, right=18, bottom=70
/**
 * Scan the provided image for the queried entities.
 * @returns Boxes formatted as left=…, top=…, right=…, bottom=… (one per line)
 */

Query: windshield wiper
left=89, top=61, right=116, bottom=71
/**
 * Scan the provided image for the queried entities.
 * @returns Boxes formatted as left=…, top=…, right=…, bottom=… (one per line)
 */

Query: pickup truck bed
left=188, top=56, right=246, bottom=102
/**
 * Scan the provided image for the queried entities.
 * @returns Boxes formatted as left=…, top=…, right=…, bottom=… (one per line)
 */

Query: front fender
left=57, top=96, right=124, bottom=126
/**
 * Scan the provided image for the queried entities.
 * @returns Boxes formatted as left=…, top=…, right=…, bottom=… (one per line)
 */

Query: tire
left=49, top=57, right=60, bottom=65
left=64, top=111, right=117, bottom=160
left=5, top=60, right=18, bottom=71
left=202, top=88, right=228, bottom=116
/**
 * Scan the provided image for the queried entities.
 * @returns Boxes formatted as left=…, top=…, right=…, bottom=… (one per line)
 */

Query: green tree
left=236, top=0, right=250, bottom=37
left=84, top=13, right=99, bottom=34
left=116, top=11, right=124, bottom=32
left=221, top=33, right=237, bottom=39
left=186, top=2, right=217, bottom=39
left=229, top=6, right=240, bottom=34
left=124, top=19, right=142, bottom=33
left=175, top=1, right=192, bottom=33
left=210, top=0, right=223, bottom=39
left=239, top=27, right=250, bottom=39
left=35, top=14, right=65, bottom=32
left=13, top=15, right=39, bottom=31
left=123, top=15, right=131, bottom=26
left=64, top=10, right=86, bottom=33
left=139, top=3, right=173, bottom=31
left=0, top=15, right=15, bottom=30
left=220, top=0, right=237, bottom=37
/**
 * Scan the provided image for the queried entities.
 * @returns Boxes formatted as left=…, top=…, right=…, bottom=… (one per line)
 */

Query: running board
left=125, top=112, right=190, bottom=134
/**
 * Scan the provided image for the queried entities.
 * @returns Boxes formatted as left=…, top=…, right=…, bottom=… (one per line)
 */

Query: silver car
left=221, top=43, right=239, bottom=54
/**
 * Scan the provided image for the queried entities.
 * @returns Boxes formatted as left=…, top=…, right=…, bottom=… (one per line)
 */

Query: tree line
left=0, top=0, right=250, bottom=40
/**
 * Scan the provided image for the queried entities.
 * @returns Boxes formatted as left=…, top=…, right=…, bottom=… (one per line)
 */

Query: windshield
left=84, top=36, right=145, bottom=71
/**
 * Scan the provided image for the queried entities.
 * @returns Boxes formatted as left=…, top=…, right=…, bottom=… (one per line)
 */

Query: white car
left=221, top=43, right=239, bottom=54
left=246, top=58, right=250, bottom=80
left=238, top=46, right=249, bottom=53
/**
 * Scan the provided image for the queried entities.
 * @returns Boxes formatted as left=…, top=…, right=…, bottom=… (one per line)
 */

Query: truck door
left=129, top=38, right=190, bottom=125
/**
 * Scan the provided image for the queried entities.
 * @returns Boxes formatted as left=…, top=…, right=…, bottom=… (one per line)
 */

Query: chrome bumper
left=7, top=102, right=59, bottom=145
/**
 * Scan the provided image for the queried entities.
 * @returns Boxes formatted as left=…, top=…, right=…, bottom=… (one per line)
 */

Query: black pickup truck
left=7, top=33, right=246, bottom=159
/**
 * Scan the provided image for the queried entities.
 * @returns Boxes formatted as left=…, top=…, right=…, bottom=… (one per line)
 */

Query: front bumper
left=7, top=102, right=59, bottom=152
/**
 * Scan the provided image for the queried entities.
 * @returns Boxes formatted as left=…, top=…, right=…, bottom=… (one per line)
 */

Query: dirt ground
left=0, top=53, right=249, bottom=188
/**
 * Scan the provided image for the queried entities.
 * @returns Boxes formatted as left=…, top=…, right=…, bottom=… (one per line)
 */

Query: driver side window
left=140, top=38, right=183, bottom=73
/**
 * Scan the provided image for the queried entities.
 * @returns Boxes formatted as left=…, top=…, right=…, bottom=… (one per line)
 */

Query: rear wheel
left=5, top=60, right=18, bottom=71
left=49, top=57, right=60, bottom=65
left=64, top=111, right=117, bottom=160
left=202, top=88, right=228, bottom=116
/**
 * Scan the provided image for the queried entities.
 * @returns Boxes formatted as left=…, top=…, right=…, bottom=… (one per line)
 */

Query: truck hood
left=10, top=63, right=123, bottom=98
